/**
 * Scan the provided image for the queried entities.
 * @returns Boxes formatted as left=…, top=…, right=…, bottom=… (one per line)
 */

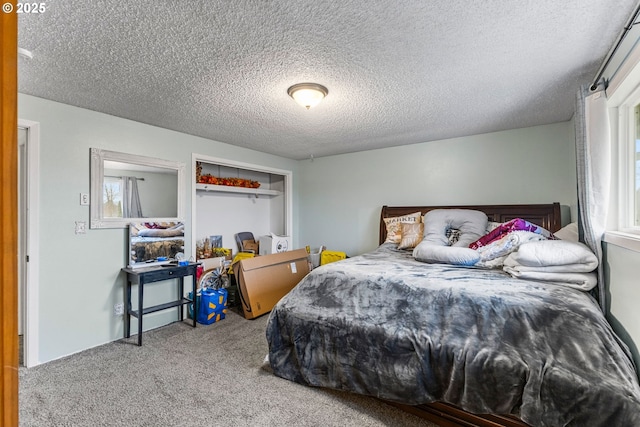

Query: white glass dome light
left=287, top=83, right=328, bottom=110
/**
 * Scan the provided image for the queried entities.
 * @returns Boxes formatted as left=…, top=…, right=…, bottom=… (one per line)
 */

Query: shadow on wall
left=603, top=245, right=640, bottom=381
left=560, top=204, right=572, bottom=226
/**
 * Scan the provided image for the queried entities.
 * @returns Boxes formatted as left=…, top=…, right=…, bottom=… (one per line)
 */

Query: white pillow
left=422, top=209, right=488, bottom=247
left=553, top=222, right=579, bottom=242
left=504, top=240, right=597, bottom=272
left=413, top=243, right=480, bottom=266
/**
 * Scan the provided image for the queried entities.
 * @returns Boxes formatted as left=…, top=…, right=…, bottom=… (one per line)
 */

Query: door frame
left=18, top=119, right=40, bottom=368
left=1, top=5, right=19, bottom=425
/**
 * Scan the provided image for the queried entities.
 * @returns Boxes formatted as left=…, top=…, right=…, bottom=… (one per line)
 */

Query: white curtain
left=122, top=176, right=143, bottom=218
left=575, top=84, right=611, bottom=313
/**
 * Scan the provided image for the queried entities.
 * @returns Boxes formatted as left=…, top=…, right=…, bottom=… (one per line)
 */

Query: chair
left=235, top=232, right=256, bottom=253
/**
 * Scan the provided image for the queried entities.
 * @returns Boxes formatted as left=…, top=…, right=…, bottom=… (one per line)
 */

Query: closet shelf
left=195, top=183, right=281, bottom=196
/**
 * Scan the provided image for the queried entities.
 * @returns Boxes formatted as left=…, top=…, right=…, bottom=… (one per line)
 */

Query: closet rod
left=105, top=175, right=145, bottom=181
left=590, top=1, right=640, bottom=91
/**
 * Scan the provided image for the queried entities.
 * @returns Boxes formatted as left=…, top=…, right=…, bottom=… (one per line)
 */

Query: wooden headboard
left=379, top=203, right=562, bottom=245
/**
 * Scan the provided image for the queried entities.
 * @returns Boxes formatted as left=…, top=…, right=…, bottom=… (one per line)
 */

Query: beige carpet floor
left=19, top=310, right=436, bottom=427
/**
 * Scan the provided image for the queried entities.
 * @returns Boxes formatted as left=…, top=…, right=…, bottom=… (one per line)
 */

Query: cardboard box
left=235, top=248, right=309, bottom=319
left=259, top=233, right=291, bottom=255
left=200, top=256, right=226, bottom=271
left=242, top=240, right=259, bottom=253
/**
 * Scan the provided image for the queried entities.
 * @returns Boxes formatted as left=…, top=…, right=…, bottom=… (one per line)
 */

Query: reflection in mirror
left=90, top=148, right=185, bottom=229
left=103, top=161, right=178, bottom=218
left=128, top=221, right=185, bottom=269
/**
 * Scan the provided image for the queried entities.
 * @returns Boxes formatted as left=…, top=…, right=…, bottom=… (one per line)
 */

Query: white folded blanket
left=475, top=231, right=546, bottom=268
left=503, top=240, right=597, bottom=272
left=502, top=268, right=597, bottom=291
left=502, top=240, right=598, bottom=290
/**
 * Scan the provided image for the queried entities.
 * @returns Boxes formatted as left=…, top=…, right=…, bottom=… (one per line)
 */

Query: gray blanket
left=266, top=244, right=640, bottom=427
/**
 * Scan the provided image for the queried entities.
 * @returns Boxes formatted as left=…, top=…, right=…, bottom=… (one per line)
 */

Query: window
left=602, top=36, right=640, bottom=251
left=616, top=98, right=640, bottom=234
left=103, top=176, right=123, bottom=218
left=635, top=108, right=640, bottom=227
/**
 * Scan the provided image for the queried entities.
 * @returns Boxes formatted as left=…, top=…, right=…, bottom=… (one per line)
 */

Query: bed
left=265, top=203, right=640, bottom=427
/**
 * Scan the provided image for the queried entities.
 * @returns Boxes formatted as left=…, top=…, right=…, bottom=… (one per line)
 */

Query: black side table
left=121, top=263, right=199, bottom=346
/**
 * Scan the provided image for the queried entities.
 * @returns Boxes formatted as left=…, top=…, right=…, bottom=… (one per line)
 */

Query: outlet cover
left=80, top=193, right=90, bottom=206
left=75, top=221, right=86, bottom=234
left=114, top=303, right=124, bottom=316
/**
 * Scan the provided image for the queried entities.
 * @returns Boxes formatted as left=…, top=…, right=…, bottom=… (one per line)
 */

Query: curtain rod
left=590, top=1, right=640, bottom=91
left=105, top=175, right=145, bottom=181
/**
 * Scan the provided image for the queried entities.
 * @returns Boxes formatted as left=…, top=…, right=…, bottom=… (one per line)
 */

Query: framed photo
left=210, top=235, right=223, bottom=248
left=196, top=235, right=231, bottom=260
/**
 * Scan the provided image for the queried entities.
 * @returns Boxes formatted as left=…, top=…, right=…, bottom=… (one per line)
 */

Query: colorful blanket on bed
left=266, top=244, right=640, bottom=427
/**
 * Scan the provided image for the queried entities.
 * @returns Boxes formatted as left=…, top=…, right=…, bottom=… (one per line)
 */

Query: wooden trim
left=380, top=203, right=562, bottom=245
left=1, top=6, right=19, bottom=426
left=386, top=401, right=531, bottom=427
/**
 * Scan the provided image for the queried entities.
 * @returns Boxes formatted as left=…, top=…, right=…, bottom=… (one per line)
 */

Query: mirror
left=90, top=148, right=185, bottom=229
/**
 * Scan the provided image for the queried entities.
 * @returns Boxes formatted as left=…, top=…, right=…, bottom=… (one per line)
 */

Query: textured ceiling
left=17, top=0, right=638, bottom=160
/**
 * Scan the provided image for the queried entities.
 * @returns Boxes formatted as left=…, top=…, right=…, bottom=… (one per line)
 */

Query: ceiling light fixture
left=287, top=83, right=328, bottom=110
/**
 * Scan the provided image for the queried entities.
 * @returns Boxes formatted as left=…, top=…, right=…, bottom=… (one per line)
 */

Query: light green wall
left=19, top=94, right=299, bottom=363
left=297, top=122, right=577, bottom=256
left=28, top=93, right=630, bottom=368
left=604, top=243, right=640, bottom=371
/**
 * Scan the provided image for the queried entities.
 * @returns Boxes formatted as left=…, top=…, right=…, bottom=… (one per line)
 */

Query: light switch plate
left=80, top=193, right=90, bottom=206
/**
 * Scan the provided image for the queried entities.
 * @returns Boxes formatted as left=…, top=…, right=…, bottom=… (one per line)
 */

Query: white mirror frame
left=90, top=148, right=185, bottom=229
